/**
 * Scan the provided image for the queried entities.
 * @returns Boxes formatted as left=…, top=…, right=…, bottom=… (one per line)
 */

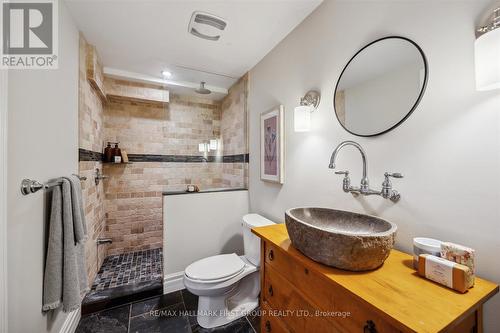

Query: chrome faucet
left=328, top=141, right=403, bottom=202
left=329, top=141, right=370, bottom=192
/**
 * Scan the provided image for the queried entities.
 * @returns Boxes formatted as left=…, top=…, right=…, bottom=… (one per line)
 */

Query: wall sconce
left=198, top=143, right=207, bottom=153
left=209, top=139, right=218, bottom=151
left=294, top=90, right=320, bottom=132
left=475, top=7, right=500, bottom=91
left=199, top=139, right=219, bottom=153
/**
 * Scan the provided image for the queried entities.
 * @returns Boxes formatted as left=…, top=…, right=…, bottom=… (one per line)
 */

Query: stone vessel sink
left=285, top=207, right=397, bottom=271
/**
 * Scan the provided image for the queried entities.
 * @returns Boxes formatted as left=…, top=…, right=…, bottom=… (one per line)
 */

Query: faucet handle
left=382, top=173, right=403, bottom=202
left=385, top=172, right=403, bottom=179
left=335, top=171, right=351, bottom=193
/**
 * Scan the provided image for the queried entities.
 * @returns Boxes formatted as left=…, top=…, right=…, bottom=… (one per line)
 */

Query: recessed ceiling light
left=161, top=70, right=172, bottom=78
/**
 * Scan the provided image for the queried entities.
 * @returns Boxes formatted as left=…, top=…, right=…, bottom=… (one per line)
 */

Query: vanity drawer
left=263, top=264, right=343, bottom=333
left=261, top=303, right=290, bottom=333
left=263, top=241, right=402, bottom=333
left=264, top=241, right=338, bottom=310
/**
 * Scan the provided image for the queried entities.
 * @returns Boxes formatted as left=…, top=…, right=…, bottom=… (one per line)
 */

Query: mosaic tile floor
left=91, top=248, right=163, bottom=291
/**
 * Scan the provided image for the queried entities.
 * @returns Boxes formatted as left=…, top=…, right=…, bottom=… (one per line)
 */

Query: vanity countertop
left=252, top=223, right=499, bottom=333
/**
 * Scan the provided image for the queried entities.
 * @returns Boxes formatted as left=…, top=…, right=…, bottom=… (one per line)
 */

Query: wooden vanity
left=252, top=224, right=499, bottom=333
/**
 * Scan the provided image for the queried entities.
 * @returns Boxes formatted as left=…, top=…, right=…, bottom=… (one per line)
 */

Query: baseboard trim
left=59, top=308, right=81, bottom=333
left=163, top=272, right=185, bottom=294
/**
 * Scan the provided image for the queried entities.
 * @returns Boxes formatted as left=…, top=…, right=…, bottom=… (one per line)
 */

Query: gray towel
left=66, top=175, right=87, bottom=244
left=42, top=178, right=89, bottom=312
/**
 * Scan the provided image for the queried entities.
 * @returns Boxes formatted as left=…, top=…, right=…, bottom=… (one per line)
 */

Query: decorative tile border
left=223, top=153, right=249, bottom=163
left=127, top=154, right=222, bottom=163
left=79, top=148, right=103, bottom=161
left=79, top=149, right=249, bottom=163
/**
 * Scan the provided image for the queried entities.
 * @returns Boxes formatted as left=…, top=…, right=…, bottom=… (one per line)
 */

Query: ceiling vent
left=188, top=11, right=227, bottom=41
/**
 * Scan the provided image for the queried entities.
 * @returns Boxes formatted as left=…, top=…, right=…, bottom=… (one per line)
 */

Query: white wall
left=344, top=63, right=421, bottom=135
left=7, top=3, right=79, bottom=333
left=163, top=190, right=249, bottom=276
left=248, top=0, right=500, bottom=331
left=0, top=70, right=8, bottom=333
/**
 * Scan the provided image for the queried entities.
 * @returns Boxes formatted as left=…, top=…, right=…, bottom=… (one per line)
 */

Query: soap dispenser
left=113, top=142, right=122, bottom=163
left=104, top=142, right=113, bottom=163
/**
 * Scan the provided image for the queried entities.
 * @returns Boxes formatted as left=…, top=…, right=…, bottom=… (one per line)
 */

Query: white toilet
left=183, top=214, right=275, bottom=329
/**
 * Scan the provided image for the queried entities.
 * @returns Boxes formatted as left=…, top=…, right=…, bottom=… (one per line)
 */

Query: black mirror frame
left=333, top=36, right=429, bottom=137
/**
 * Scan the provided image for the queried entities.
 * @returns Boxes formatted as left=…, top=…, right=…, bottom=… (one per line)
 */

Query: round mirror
left=334, top=36, right=428, bottom=137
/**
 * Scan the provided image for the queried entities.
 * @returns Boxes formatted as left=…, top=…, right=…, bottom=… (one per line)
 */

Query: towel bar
left=20, top=175, right=87, bottom=195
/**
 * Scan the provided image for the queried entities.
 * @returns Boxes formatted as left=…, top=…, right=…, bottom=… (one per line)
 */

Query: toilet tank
left=242, top=214, right=275, bottom=266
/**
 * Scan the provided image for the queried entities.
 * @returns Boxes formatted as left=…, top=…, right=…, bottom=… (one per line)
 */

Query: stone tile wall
left=102, top=91, right=225, bottom=254
left=78, top=35, right=107, bottom=285
left=104, top=77, right=169, bottom=105
left=78, top=43, right=248, bottom=258
left=221, top=74, right=247, bottom=156
left=220, top=74, right=248, bottom=188
left=103, top=92, right=220, bottom=156
left=102, top=162, right=224, bottom=255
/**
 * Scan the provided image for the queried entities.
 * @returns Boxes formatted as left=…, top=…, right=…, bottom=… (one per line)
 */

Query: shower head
left=195, top=81, right=211, bottom=94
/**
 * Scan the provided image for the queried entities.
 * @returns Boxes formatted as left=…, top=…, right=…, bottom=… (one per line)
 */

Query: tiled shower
left=78, top=35, right=248, bottom=307
left=90, top=249, right=163, bottom=291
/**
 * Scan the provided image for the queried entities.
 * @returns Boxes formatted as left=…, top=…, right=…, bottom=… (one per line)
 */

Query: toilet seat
left=184, top=256, right=258, bottom=297
left=185, top=253, right=246, bottom=283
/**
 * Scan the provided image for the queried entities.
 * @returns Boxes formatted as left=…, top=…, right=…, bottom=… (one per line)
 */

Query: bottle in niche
left=104, top=142, right=113, bottom=163
left=113, top=142, right=122, bottom=163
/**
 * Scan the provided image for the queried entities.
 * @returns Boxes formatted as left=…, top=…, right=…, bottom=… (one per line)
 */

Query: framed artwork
left=261, top=105, right=284, bottom=184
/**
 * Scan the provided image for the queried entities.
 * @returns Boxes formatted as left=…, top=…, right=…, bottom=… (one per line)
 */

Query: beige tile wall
left=222, top=163, right=246, bottom=188
left=102, top=90, right=225, bottom=254
left=78, top=35, right=107, bottom=285
left=78, top=47, right=249, bottom=258
left=221, top=74, right=248, bottom=188
left=103, top=162, right=224, bottom=255
left=86, top=44, right=106, bottom=101
left=104, top=77, right=169, bottom=105
left=221, top=74, right=247, bottom=155
left=79, top=41, right=104, bottom=153
left=104, top=92, right=221, bottom=155
left=80, top=161, right=106, bottom=282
